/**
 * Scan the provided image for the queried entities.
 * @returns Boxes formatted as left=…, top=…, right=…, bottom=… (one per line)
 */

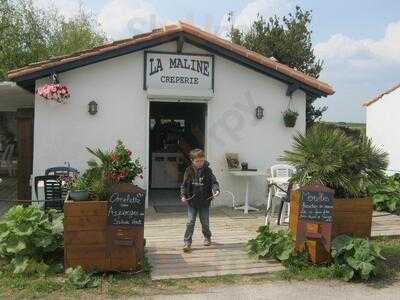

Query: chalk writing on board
left=107, top=191, right=145, bottom=226
left=299, top=190, right=333, bottom=223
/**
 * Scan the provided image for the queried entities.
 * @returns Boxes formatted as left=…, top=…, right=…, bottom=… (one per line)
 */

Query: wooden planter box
left=64, top=199, right=144, bottom=271
left=289, top=189, right=373, bottom=263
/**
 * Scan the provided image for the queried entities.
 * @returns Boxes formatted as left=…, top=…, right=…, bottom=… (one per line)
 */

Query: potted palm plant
left=281, top=124, right=388, bottom=239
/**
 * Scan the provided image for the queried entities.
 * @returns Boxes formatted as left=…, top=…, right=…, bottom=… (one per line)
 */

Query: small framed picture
left=225, top=153, right=240, bottom=170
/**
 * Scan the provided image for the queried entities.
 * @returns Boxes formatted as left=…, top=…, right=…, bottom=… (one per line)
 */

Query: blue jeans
left=183, top=205, right=211, bottom=244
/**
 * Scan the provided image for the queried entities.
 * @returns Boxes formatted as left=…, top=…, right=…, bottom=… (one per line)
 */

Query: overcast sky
left=34, top=0, right=400, bottom=123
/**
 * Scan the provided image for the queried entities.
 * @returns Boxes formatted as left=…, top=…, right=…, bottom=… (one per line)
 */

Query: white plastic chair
left=266, top=164, right=295, bottom=224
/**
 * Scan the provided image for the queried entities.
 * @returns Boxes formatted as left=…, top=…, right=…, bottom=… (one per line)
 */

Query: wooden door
left=16, top=108, right=34, bottom=200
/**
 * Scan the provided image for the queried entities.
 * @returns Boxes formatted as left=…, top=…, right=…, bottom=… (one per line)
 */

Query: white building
left=7, top=21, right=334, bottom=208
left=364, top=83, right=400, bottom=173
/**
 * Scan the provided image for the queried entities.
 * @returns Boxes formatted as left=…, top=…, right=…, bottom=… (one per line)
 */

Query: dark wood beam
left=176, top=34, right=185, bottom=53
left=286, top=83, right=300, bottom=97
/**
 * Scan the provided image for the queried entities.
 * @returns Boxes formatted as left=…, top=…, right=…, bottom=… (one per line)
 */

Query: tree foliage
left=0, top=0, right=107, bottom=80
left=229, top=6, right=326, bottom=126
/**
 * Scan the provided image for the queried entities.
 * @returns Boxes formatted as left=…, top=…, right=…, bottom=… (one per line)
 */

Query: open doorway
left=148, top=101, right=206, bottom=212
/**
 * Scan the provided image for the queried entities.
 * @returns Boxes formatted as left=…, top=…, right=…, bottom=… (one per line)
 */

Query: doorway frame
left=144, top=98, right=209, bottom=209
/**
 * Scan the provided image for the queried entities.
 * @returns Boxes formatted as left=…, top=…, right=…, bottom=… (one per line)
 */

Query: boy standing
left=180, top=149, right=220, bottom=252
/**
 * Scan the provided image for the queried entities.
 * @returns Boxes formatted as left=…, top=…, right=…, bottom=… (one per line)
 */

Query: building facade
left=364, top=83, right=400, bottom=173
left=8, top=22, right=334, bottom=207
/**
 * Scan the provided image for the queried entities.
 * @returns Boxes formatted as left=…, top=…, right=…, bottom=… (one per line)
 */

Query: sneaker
left=183, top=242, right=191, bottom=252
left=203, top=238, right=211, bottom=246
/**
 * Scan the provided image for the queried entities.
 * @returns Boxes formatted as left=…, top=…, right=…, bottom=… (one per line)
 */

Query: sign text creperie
left=144, top=51, right=214, bottom=98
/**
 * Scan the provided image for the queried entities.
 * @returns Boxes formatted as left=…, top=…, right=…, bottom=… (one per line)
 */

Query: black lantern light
left=88, top=101, right=98, bottom=115
left=255, top=106, right=264, bottom=119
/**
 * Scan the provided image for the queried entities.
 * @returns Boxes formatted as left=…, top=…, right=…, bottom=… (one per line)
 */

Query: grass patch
left=374, top=237, right=400, bottom=280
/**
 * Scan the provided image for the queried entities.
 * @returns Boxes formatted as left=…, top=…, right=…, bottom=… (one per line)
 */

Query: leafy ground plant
left=368, top=173, right=400, bottom=213
left=65, top=266, right=99, bottom=289
left=247, top=225, right=294, bottom=262
left=0, top=205, right=63, bottom=275
left=331, top=235, right=385, bottom=281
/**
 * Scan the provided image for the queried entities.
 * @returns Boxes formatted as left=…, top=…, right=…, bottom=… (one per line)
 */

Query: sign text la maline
left=149, top=57, right=210, bottom=77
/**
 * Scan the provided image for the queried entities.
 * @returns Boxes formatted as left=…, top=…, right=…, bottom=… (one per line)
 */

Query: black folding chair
left=34, top=175, right=66, bottom=211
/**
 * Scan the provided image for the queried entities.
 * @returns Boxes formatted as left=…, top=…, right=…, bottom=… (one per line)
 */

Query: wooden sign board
left=296, top=184, right=335, bottom=264
left=107, top=184, right=145, bottom=226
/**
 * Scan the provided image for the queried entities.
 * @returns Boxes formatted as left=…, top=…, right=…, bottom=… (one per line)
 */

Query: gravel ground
left=145, top=280, right=400, bottom=300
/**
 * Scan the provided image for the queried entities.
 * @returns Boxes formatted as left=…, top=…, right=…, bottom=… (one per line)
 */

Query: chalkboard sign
left=107, top=184, right=145, bottom=226
left=299, top=188, right=334, bottom=223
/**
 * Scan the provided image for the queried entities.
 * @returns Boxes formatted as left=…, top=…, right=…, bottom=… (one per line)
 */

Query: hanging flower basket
left=283, top=109, right=299, bottom=127
left=36, top=83, right=70, bottom=104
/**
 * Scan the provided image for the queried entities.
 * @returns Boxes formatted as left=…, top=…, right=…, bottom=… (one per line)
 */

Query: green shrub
left=319, top=122, right=364, bottom=141
left=281, top=124, right=388, bottom=198
left=283, top=109, right=299, bottom=127
left=247, top=225, right=294, bottom=262
left=0, top=205, right=63, bottom=275
left=331, top=235, right=385, bottom=281
left=368, top=173, right=400, bottom=213
left=64, top=175, right=88, bottom=192
left=65, top=266, right=98, bottom=289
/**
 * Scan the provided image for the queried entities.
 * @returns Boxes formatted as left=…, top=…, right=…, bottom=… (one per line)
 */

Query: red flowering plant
left=36, top=83, right=70, bottom=103
left=86, top=140, right=143, bottom=185
left=35, top=74, right=70, bottom=103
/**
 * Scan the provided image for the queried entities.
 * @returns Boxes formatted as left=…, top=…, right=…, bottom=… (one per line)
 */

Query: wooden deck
left=372, top=211, right=400, bottom=237
left=145, top=207, right=400, bottom=280
left=145, top=208, right=283, bottom=280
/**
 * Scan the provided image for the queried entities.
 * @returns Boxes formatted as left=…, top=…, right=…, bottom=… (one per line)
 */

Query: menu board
left=107, top=186, right=145, bottom=226
left=299, top=189, right=334, bottom=223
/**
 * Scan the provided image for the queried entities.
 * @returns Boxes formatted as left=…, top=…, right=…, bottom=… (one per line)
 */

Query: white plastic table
left=229, top=170, right=267, bottom=214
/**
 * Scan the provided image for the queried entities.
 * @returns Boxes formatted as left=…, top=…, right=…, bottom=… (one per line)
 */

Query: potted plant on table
left=280, top=124, right=388, bottom=239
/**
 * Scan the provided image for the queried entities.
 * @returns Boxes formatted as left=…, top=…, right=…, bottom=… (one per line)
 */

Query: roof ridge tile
left=363, top=82, right=400, bottom=106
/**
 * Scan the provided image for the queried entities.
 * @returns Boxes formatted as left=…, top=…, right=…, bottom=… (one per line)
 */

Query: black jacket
left=180, top=161, right=220, bottom=208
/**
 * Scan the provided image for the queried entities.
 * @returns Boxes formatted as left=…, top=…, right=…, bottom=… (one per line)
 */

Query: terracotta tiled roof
left=7, top=21, right=334, bottom=96
left=363, top=82, right=400, bottom=107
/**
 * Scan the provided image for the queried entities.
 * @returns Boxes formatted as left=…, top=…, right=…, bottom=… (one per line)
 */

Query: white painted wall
left=366, top=87, right=400, bottom=173
left=33, top=41, right=306, bottom=207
